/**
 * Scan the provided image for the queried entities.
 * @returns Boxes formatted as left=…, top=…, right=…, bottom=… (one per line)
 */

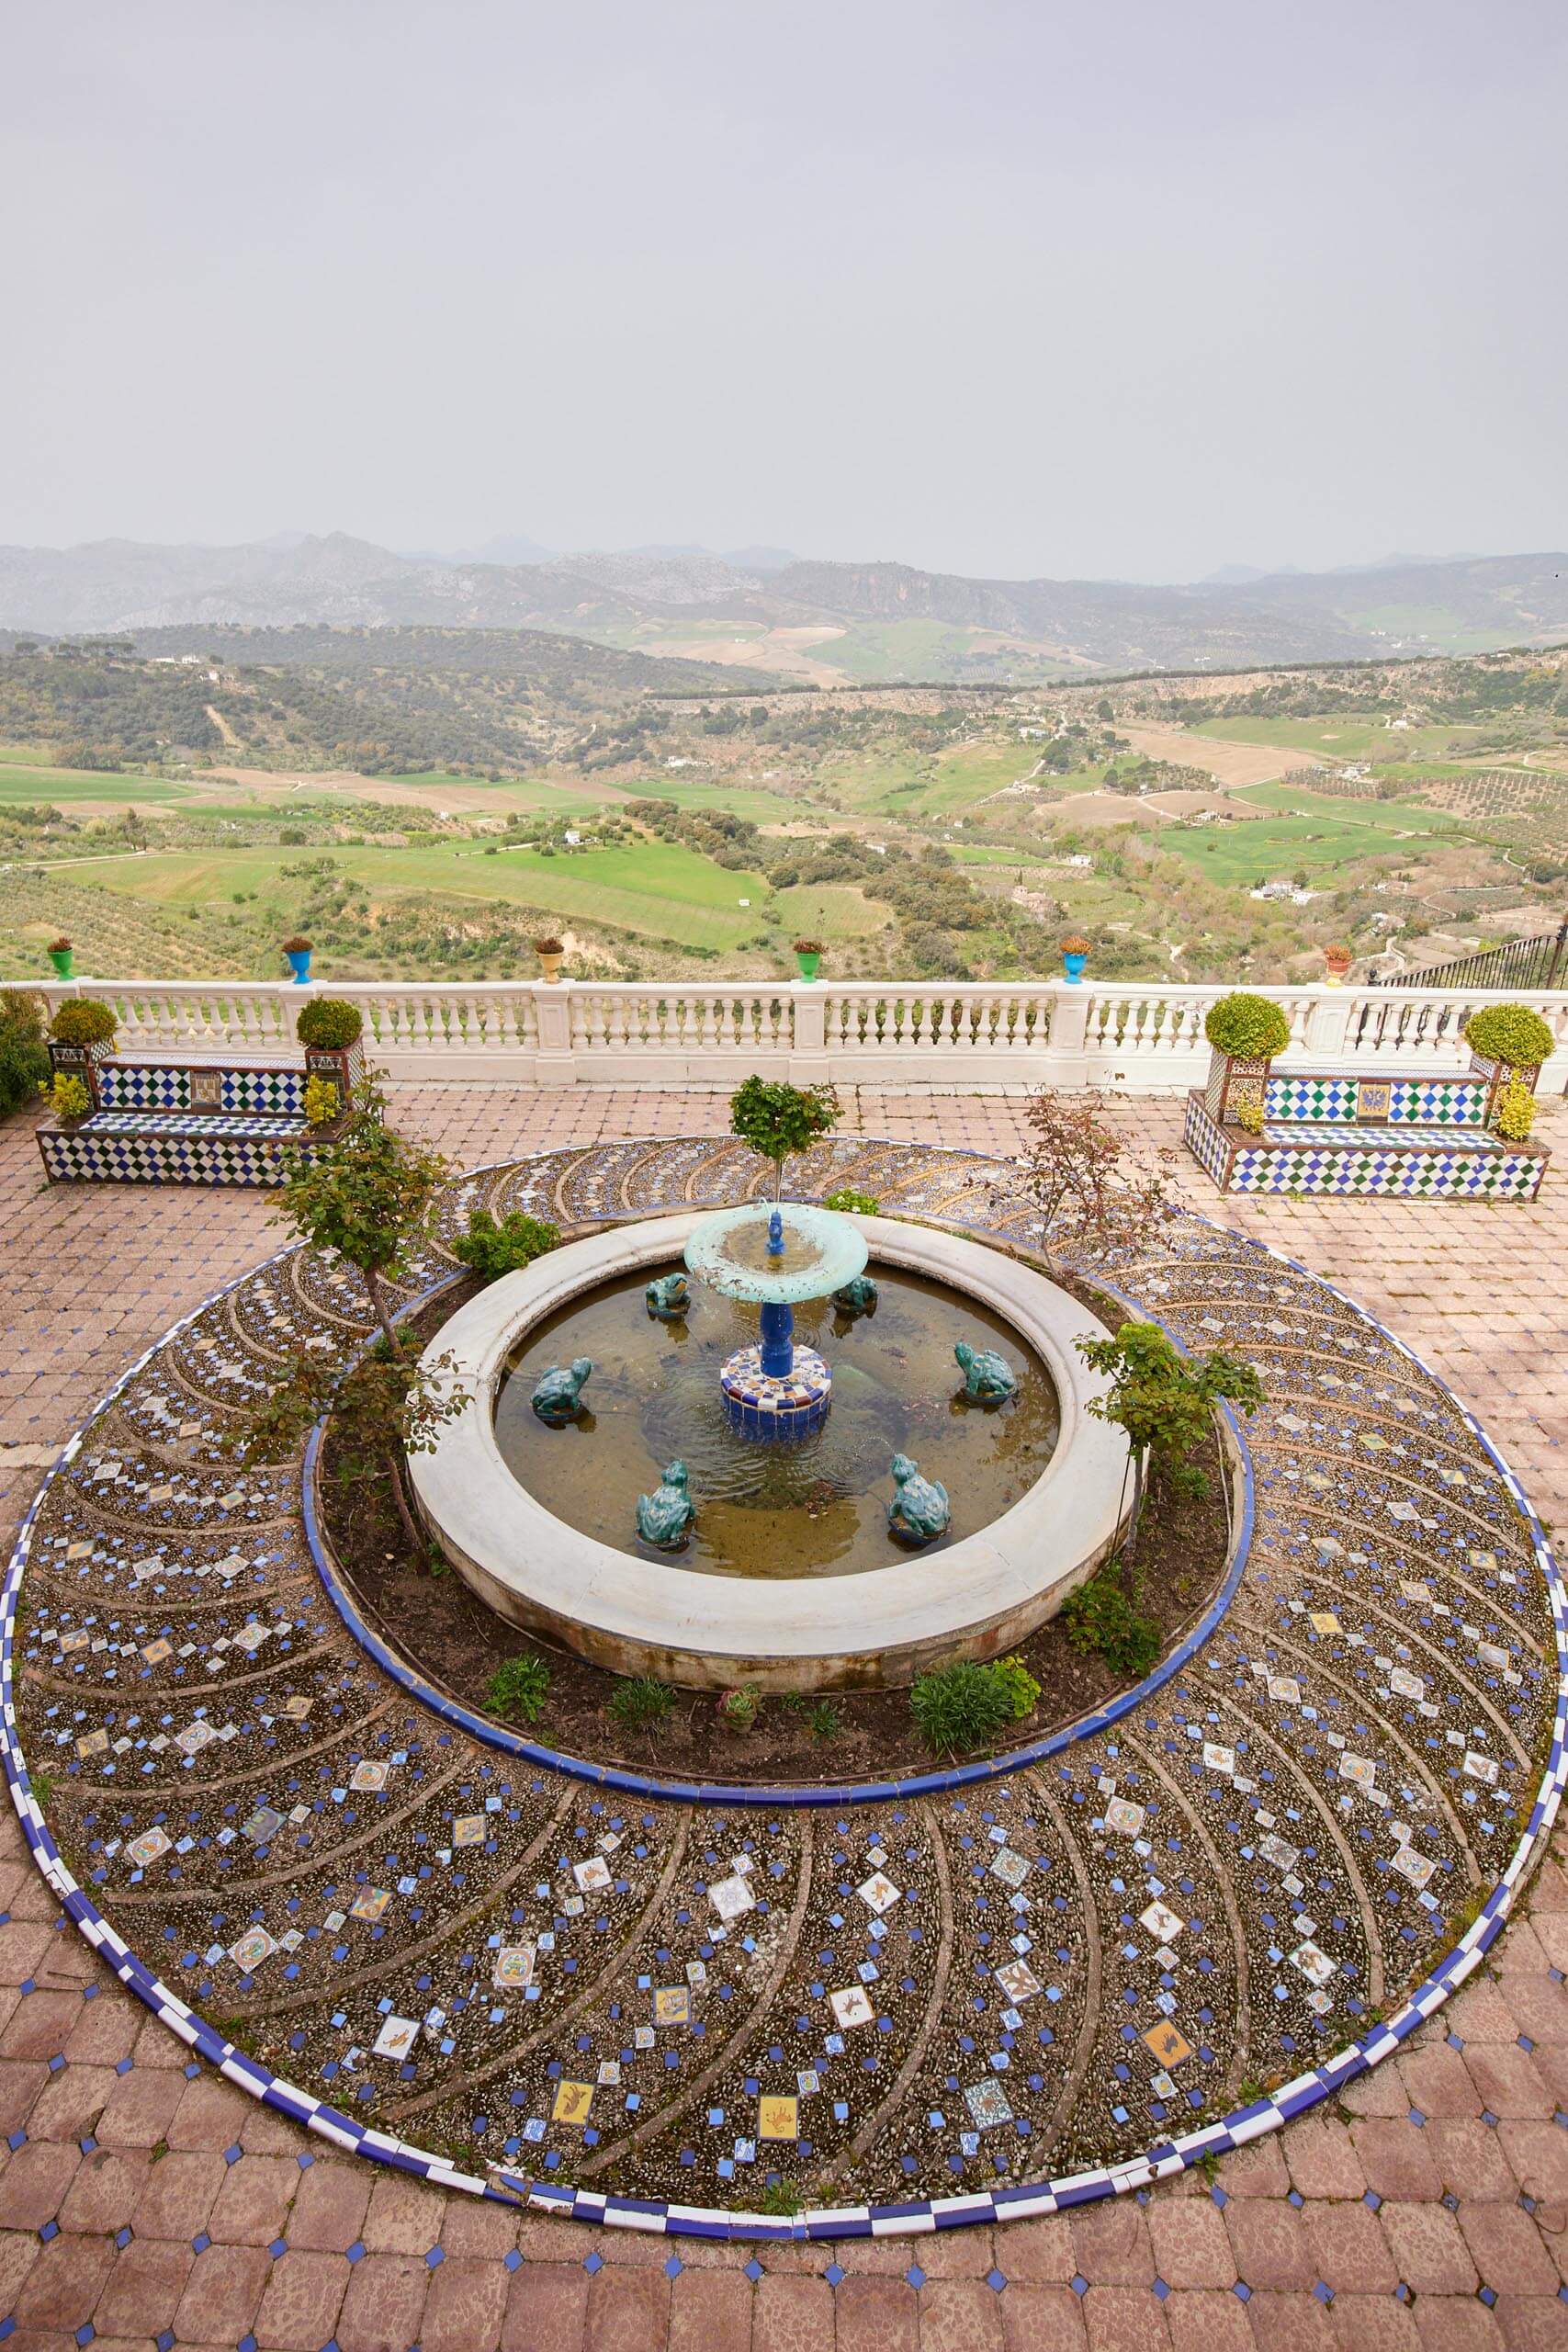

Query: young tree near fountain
left=1010, top=1086, right=1179, bottom=1273
left=729, top=1076, right=840, bottom=1200
left=275, top=1079, right=451, bottom=1352
left=1077, top=1318, right=1262, bottom=1544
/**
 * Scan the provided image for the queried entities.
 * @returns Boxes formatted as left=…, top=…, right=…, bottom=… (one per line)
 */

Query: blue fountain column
left=758, top=1298, right=795, bottom=1379
left=758, top=1207, right=795, bottom=1376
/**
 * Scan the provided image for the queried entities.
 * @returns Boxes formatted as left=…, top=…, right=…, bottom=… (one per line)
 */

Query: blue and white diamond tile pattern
left=96, top=1058, right=308, bottom=1115
left=38, top=1114, right=321, bottom=1187
left=1262, top=1072, right=1487, bottom=1126
left=3, top=1134, right=1563, bottom=2245
left=1184, top=1091, right=1546, bottom=1199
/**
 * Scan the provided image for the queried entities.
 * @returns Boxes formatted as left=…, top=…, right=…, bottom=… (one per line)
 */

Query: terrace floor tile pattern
left=2, top=1083, right=1567, bottom=2349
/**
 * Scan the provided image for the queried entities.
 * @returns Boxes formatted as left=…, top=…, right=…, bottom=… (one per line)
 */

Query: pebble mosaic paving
left=4, top=1132, right=1566, bottom=2251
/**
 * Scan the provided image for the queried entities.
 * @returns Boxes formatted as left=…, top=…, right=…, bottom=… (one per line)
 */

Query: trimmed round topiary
left=49, top=998, right=117, bottom=1046
left=1463, top=1004, right=1554, bottom=1073
left=296, top=998, right=363, bottom=1050
left=1204, top=991, right=1291, bottom=1061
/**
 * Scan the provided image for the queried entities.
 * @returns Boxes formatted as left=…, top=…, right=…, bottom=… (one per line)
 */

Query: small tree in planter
left=1462, top=1005, right=1555, bottom=1125
left=296, top=997, right=365, bottom=1116
left=47, top=996, right=118, bottom=1108
left=1076, top=1317, right=1263, bottom=1544
left=729, top=1075, right=840, bottom=1200
left=1202, top=992, right=1292, bottom=1125
left=274, top=1080, right=451, bottom=1352
left=1010, top=1086, right=1179, bottom=1274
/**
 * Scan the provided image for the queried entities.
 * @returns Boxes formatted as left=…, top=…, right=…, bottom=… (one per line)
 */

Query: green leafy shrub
left=49, top=997, right=117, bottom=1046
left=1077, top=1320, right=1262, bottom=1517
left=0, top=990, right=50, bottom=1117
left=608, top=1676, right=674, bottom=1731
left=1233, top=1095, right=1264, bottom=1135
left=1062, top=1566, right=1160, bottom=1679
left=483, top=1653, right=551, bottom=1723
left=296, top=997, right=363, bottom=1049
left=302, top=1074, right=341, bottom=1127
left=991, top=1654, right=1041, bottom=1722
left=822, top=1187, right=880, bottom=1215
left=1495, top=1080, right=1537, bottom=1141
left=909, top=1659, right=1016, bottom=1756
left=729, top=1076, right=840, bottom=1197
left=50, top=1071, right=91, bottom=1121
left=716, top=1682, right=761, bottom=1733
left=452, top=1207, right=560, bottom=1283
left=1203, top=992, right=1291, bottom=1060
left=274, top=1080, right=450, bottom=1351
left=1463, top=1004, right=1554, bottom=1072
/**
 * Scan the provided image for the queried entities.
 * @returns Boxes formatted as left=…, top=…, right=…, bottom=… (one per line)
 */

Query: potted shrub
left=793, top=936, right=823, bottom=981
left=47, top=996, right=117, bottom=1107
left=281, top=933, right=313, bottom=985
left=1202, top=991, right=1292, bottom=1125
left=533, top=934, right=565, bottom=982
left=295, top=996, right=365, bottom=1114
left=1462, top=1004, right=1556, bottom=1125
left=48, top=1071, right=92, bottom=1125
left=1059, top=933, right=1091, bottom=983
left=47, top=935, right=73, bottom=978
left=1322, top=942, right=1353, bottom=986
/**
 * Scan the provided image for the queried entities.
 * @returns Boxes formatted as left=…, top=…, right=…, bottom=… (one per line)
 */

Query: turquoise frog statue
left=833, top=1274, right=878, bottom=1316
left=531, top=1356, right=592, bottom=1425
left=645, top=1271, right=691, bottom=1319
left=637, top=1460, right=696, bottom=1549
left=954, top=1340, right=1018, bottom=1405
left=886, top=1453, right=950, bottom=1544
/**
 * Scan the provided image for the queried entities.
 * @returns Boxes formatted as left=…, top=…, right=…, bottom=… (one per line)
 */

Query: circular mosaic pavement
left=4, top=1134, right=1564, bottom=2243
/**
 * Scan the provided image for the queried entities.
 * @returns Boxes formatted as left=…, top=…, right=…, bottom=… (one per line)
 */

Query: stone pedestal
left=718, top=1344, right=831, bottom=1441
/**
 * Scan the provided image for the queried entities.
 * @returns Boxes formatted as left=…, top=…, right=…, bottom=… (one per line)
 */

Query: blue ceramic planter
left=287, top=949, right=312, bottom=985
left=1062, top=950, right=1088, bottom=984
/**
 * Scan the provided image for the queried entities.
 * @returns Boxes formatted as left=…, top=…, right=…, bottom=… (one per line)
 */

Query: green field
left=0, top=761, right=195, bottom=806
left=1163, top=784, right=1467, bottom=883
left=828, top=739, right=1042, bottom=819
left=773, top=882, right=888, bottom=940
left=614, top=777, right=820, bottom=825
left=1195, top=715, right=1489, bottom=763
left=68, top=837, right=772, bottom=951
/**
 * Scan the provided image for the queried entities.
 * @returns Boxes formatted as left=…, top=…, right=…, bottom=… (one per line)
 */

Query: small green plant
left=1232, top=1094, right=1265, bottom=1135
left=716, top=1682, right=761, bottom=1733
left=991, top=1654, right=1041, bottom=1722
left=302, top=1074, right=341, bottom=1127
left=1494, top=1080, right=1536, bottom=1142
left=1063, top=1565, right=1160, bottom=1678
left=49, top=1071, right=91, bottom=1122
left=608, top=1676, right=675, bottom=1731
left=296, top=997, right=364, bottom=1049
left=909, top=1659, right=1016, bottom=1756
left=49, top=997, right=117, bottom=1047
left=452, top=1206, right=560, bottom=1283
left=729, top=1075, right=840, bottom=1199
left=483, top=1653, right=551, bottom=1724
left=274, top=1080, right=451, bottom=1351
left=757, top=2177, right=804, bottom=2216
left=822, top=1186, right=880, bottom=1215
left=1463, top=1003, right=1554, bottom=1072
left=1203, top=992, right=1291, bottom=1061
left=27, top=1764, right=55, bottom=1808
left=804, top=1699, right=841, bottom=1740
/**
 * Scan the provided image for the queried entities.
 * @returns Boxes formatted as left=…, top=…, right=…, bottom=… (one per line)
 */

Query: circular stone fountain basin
left=492, top=1260, right=1060, bottom=1578
left=408, top=1213, right=1133, bottom=1691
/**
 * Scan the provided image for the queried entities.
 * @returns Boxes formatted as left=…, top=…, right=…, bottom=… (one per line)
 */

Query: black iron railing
left=1367, top=922, right=1568, bottom=995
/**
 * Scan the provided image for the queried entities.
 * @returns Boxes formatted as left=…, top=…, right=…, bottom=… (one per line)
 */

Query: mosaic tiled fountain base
left=4, top=1136, right=1564, bottom=2242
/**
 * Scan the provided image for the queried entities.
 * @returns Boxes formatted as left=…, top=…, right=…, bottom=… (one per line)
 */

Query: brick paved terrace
left=3, top=1082, right=1567, bottom=2352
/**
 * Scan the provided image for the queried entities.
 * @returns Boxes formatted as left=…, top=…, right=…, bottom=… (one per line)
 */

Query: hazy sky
left=5, top=1, right=1567, bottom=581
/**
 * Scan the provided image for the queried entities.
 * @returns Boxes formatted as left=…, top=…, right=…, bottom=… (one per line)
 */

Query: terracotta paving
left=2, top=1083, right=1567, bottom=2350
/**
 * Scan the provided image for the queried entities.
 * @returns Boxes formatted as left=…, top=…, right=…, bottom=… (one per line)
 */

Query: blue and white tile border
left=2, top=1140, right=1564, bottom=2240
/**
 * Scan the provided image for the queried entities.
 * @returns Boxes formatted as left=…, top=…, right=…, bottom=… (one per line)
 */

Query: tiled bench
left=38, top=1038, right=361, bottom=1187
left=1184, top=1063, right=1551, bottom=1198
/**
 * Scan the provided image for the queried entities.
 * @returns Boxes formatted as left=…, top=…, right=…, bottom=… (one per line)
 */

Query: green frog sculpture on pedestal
left=886, top=1453, right=950, bottom=1545
left=531, top=1356, right=592, bottom=1425
left=832, top=1274, right=878, bottom=1317
left=954, top=1340, right=1019, bottom=1405
left=637, top=1460, right=696, bottom=1549
left=646, top=1272, right=691, bottom=1319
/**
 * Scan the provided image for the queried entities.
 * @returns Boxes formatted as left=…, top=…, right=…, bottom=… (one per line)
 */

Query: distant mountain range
left=2, top=533, right=1564, bottom=681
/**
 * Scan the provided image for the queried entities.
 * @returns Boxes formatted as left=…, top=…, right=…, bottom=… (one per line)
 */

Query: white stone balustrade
left=6, top=974, right=1567, bottom=1092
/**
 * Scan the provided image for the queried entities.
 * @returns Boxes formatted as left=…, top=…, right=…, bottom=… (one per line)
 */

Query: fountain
left=682, top=1200, right=869, bottom=1442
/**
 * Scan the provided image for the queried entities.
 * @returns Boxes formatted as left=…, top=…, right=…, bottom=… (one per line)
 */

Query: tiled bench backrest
left=1265, top=1071, right=1488, bottom=1126
left=96, top=1058, right=307, bottom=1116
